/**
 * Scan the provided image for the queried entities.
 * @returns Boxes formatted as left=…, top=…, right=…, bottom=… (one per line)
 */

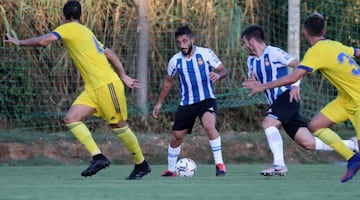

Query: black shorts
left=266, top=90, right=308, bottom=139
left=172, top=98, right=217, bottom=134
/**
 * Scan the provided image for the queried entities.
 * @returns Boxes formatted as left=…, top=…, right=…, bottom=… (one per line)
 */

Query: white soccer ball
left=175, top=158, right=197, bottom=177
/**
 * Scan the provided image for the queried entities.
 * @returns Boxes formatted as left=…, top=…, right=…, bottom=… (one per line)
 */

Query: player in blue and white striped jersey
left=246, top=46, right=299, bottom=105
left=167, top=47, right=220, bottom=106
left=153, top=26, right=228, bottom=177
left=241, top=25, right=358, bottom=176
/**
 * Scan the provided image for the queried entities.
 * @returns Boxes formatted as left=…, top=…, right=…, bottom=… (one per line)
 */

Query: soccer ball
left=175, top=158, right=197, bottom=177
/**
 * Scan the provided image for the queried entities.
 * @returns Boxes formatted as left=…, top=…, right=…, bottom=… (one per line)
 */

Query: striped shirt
left=247, top=46, right=295, bottom=105
left=168, top=46, right=222, bottom=106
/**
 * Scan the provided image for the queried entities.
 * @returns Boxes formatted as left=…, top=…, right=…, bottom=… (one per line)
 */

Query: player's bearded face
left=176, top=35, right=194, bottom=56
left=181, top=43, right=193, bottom=56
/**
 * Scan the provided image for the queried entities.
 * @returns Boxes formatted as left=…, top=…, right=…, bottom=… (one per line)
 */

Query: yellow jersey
left=52, top=22, right=119, bottom=90
left=298, top=39, right=360, bottom=102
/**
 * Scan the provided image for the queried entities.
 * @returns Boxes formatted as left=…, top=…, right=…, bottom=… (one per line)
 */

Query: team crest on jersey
left=265, top=58, right=270, bottom=67
left=197, top=57, right=204, bottom=66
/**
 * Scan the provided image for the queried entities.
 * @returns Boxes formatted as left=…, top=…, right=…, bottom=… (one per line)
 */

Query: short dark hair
left=241, top=25, right=265, bottom=42
left=175, top=26, right=193, bottom=39
left=304, top=13, right=325, bottom=36
left=63, top=1, right=82, bottom=20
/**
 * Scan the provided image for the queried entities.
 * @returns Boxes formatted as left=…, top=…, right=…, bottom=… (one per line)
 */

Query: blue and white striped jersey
left=247, top=46, right=295, bottom=105
left=168, top=46, right=222, bottom=106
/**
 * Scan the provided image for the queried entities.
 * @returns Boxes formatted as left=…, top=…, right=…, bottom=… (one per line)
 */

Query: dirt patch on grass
left=0, top=132, right=345, bottom=165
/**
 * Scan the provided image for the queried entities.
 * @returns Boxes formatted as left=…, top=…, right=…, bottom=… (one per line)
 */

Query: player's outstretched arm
left=4, top=33, right=58, bottom=47
left=104, top=48, right=140, bottom=89
left=152, top=76, right=174, bottom=119
left=243, top=68, right=306, bottom=96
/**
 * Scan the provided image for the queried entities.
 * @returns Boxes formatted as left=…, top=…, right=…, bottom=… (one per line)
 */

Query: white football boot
left=260, top=165, right=288, bottom=176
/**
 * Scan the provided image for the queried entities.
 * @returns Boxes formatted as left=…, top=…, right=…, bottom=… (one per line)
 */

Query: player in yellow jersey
left=4, top=0, right=150, bottom=180
left=243, top=13, right=360, bottom=182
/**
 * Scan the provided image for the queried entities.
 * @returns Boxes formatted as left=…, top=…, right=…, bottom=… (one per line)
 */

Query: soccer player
left=4, top=0, right=150, bottom=180
left=152, top=26, right=228, bottom=177
left=243, top=13, right=360, bottom=182
left=241, top=25, right=358, bottom=176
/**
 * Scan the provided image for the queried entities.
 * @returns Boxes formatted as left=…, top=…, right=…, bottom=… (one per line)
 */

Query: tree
left=134, top=0, right=149, bottom=118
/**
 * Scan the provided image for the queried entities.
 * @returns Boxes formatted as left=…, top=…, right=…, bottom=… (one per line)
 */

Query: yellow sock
left=66, top=122, right=101, bottom=156
left=314, top=128, right=354, bottom=160
left=113, top=126, right=144, bottom=164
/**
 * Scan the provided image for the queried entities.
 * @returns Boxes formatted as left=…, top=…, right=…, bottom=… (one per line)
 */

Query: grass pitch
left=1, top=164, right=360, bottom=200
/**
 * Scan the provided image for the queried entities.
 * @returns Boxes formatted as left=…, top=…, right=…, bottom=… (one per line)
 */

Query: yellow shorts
left=321, top=96, right=360, bottom=137
left=73, top=80, right=127, bottom=124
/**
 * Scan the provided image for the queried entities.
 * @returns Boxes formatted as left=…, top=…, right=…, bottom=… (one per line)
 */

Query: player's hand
left=242, top=79, right=264, bottom=96
left=247, top=71, right=256, bottom=82
left=289, top=86, right=300, bottom=103
left=152, top=103, right=162, bottom=119
left=242, top=72, right=264, bottom=96
left=4, top=33, right=20, bottom=46
left=208, top=72, right=220, bottom=82
left=121, top=75, right=141, bottom=88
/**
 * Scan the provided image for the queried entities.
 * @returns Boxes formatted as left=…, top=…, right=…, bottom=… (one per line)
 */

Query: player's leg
left=309, top=99, right=360, bottom=182
left=65, top=92, right=110, bottom=177
left=259, top=91, right=295, bottom=176
left=161, top=105, right=196, bottom=177
left=294, top=127, right=357, bottom=151
left=285, top=113, right=356, bottom=152
left=260, top=116, right=287, bottom=176
left=262, top=117, right=284, bottom=164
left=112, top=121, right=151, bottom=180
left=98, top=82, right=150, bottom=180
left=65, top=104, right=100, bottom=155
left=200, top=99, right=226, bottom=176
left=340, top=110, right=360, bottom=182
left=202, top=112, right=226, bottom=176
left=309, top=106, right=355, bottom=160
left=161, top=129, right=188, bottom=176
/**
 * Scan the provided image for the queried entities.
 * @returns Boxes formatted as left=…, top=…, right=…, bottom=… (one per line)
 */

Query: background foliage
left=1, top=0, right=360, bottom=132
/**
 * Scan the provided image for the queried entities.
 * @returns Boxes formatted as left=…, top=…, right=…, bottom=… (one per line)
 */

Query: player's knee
left=110, top=121, right=127, bottom=129
left=64, top=114, right=81, bottom=124
left=170, top=137, right=183, bottom=148
left=261, top=119, right=280, bottom=130
left=301, top=142, right=316, bottom=151
left=203, top=124, right=216, bottom=134
left=308, top=121, right=321, bottom=133
left=63, top=116, right=71, bottom=124
left=172, top=131, right=186, bottom=143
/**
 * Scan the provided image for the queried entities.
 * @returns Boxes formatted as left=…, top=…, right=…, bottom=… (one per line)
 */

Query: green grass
left=1, top=164, right=360, bottom=200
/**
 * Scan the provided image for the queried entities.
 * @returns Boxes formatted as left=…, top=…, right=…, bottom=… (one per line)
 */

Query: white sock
left=168, top=145, right=181, bottom=172
left=343, top=140, right=355, bottom=151
left=314, top=137, right=332, bottom=151
left=315, top=137, right=355, bottom=151
left=209, top=136, right=224, bottom=164
left=265, top=126, right=285, bottom=166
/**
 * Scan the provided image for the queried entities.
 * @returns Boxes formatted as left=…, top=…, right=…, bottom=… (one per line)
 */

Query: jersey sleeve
left=206, top=48, right=222, bottom=68
left=273, top=47, right=295, bottom=66
left=167, top=56, right=178, bottom=76
left=246, top=56, right=254, bottom=78
left=343, top=44, right=356, bottom=57
left=298, top=46, right=323, bottom=73
left=52, top=24, right=72, bottom=41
